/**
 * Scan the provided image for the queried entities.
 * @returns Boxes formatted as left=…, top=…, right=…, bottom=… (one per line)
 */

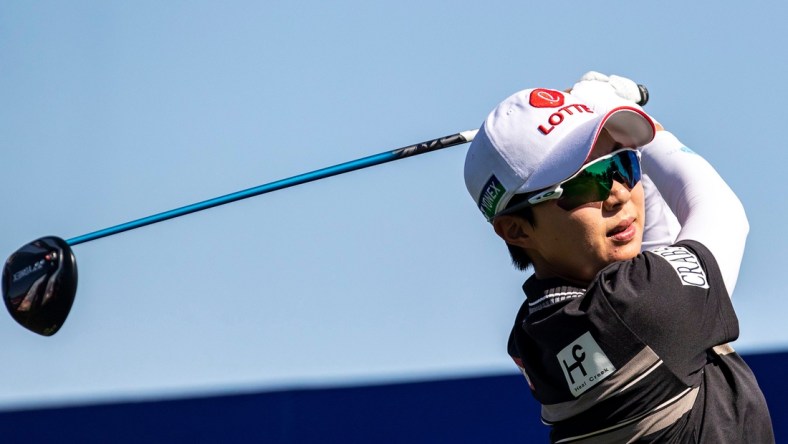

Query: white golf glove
left=570, top=71, right=648, bottom=114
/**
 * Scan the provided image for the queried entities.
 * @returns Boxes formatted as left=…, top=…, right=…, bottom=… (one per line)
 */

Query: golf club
left=3, top=83, right=650, bottom=337
left=2, top=129, right=479, bottom=336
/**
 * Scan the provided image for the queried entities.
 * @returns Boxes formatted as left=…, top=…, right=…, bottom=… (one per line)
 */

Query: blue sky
left=1, top=1, right=787, bottom=409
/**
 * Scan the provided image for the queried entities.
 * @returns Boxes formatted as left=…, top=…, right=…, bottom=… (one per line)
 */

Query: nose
left=602, top=180, right=632, bottom=211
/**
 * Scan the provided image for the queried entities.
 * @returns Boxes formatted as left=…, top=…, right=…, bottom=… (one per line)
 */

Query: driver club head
left=3, top=236, right=78, bottom=336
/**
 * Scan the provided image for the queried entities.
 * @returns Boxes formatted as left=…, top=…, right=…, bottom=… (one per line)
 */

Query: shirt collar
left=522, top=276, right=586, bottom=315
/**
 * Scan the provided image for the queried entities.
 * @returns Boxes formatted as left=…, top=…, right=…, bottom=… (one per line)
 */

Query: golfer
left=464, top=74, right=773, bottom=442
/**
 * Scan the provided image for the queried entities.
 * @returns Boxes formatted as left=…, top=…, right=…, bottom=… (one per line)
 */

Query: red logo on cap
left=529, top=89, right=564, bottom=108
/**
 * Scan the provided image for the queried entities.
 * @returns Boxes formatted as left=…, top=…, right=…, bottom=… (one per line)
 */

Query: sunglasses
left=497, top=148, right=641, bottom=215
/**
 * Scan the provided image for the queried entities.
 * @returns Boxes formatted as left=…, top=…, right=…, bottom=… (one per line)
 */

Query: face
left=524, top=181, right=644, bottom=283
left=494, top=130, right=645, bottom=285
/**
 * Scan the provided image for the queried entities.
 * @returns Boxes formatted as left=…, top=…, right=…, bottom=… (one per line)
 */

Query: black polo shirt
left=508, top=240, right=773, bottom=443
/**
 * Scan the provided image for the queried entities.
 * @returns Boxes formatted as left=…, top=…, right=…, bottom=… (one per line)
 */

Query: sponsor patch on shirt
left=556, top=332, right=616, bottom=398
left=652, top=246, right=710, bottom=289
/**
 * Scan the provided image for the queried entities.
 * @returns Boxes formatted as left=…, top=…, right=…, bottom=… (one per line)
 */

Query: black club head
left=3, top=236, right=78, bottom=336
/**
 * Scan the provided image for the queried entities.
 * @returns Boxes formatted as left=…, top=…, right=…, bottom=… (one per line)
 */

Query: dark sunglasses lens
left=557, top=173, right=611, bottom=210
left=556, top=151, right=640, bottom=211
left=610, top=150, right=640, bottom=188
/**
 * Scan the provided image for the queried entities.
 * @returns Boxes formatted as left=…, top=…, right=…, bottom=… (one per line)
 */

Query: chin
left=616, top=243, right=642, bottom=261
left=605, top=239, right=642, bottom=263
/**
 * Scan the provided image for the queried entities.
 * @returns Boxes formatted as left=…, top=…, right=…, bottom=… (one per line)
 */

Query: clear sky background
left=1, top=1, right=787, bottom=410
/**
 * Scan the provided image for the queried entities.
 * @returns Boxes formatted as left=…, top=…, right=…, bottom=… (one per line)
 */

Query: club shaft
left=66, top=130, right=478, bottom=246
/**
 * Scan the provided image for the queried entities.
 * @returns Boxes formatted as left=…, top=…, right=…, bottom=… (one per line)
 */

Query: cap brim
left=599, top=106, right=656, bottom=151
left=514, top=106, right=655, bottom=195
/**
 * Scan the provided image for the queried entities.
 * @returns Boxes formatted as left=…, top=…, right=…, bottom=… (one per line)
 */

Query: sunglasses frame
left=495, top=148, right=641, bottom=217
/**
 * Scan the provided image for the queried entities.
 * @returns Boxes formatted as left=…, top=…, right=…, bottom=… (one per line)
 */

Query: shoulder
left=586, top=240, right=733, bottom=328
left=596, top=240, right=723, bottom=295
left=589, top=240, right=736, bottom=334
left=644, top=241, right=716, bottom=290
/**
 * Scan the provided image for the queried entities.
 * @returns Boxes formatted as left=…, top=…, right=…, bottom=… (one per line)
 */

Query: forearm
left=640, top=131, right=749, bottom=295
left=640, top=173, right=681, bottom=251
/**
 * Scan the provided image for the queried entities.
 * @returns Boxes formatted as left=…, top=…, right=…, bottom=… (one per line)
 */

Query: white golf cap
left=464, top=88, right=655, bottom=221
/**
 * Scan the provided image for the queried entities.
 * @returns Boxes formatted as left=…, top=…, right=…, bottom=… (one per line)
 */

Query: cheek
left=566, top=208, right=606, bottom=241
left=632, top=184, right=646, bottom=214
left=554, top=214, right=604, bottom=255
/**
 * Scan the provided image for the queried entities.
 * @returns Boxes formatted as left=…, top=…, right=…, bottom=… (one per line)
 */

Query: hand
left=571, top=71, right=663, bottom=130
left=579, top=71, right=647, bottom=105
left=570, top=71, right=641, bottom=114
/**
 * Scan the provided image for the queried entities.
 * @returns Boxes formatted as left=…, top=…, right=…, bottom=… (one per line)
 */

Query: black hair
left=500, top=194, right=536, bottom=271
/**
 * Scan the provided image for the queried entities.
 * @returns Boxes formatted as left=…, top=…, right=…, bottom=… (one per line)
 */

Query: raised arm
left=570, top=73, right=748, bottom=295
left=639, top=131, right=749, bottom=295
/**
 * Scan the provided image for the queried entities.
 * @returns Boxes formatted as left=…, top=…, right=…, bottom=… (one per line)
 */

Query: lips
left=607, top=218, right=637, bottom=242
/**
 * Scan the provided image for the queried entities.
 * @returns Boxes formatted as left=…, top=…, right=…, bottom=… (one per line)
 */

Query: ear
left=492, top=215, right=534, bottom=249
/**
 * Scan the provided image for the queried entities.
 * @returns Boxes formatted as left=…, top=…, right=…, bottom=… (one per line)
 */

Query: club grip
left=637, top=84, right=649, bottom=106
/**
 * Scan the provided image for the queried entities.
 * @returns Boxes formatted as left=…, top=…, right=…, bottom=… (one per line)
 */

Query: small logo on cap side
left=478, top=175, right=506, bottom=220
left=529, top=89, right=564, bottom=108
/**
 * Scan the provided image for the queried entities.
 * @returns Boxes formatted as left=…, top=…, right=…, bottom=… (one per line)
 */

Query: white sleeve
left=640, top=173, right=681, bottom=251
left=640, top=131, right=749, bottom=296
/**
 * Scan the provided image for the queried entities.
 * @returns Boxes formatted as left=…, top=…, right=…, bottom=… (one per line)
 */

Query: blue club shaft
left=66, top=130, right=477, bottom=246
